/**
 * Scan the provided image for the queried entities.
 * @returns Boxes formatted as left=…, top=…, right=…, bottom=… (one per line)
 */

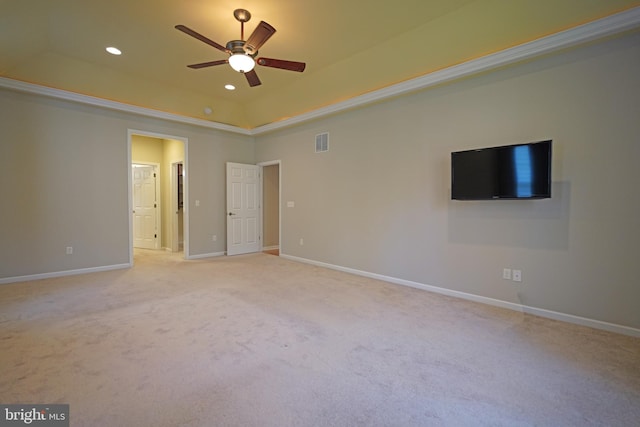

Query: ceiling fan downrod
left=233, top=9, right=251, bottom=40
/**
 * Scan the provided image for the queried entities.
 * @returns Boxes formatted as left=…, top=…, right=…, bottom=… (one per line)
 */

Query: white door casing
left=226, top=162, right=260, bottom=256
left=132, top=165, right=158, bottom=249
left=170, top=161, right=184, bottom=252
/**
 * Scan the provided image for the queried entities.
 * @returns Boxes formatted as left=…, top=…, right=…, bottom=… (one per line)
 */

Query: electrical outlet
left=512, top=269, right=522, bottom=282
left=66, top=246, right=73, bottom=255
left=212, top=235, right=217, bottom=242
left=502, top=268, right=512, bottom=280
left=299, top=238, right=304, bottom=245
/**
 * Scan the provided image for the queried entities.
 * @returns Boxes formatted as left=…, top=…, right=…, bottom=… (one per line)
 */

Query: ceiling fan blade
left=187, top=59, right=229, bottom=69
left=175, top=24, right=230, bottom=54
left=244, top=69, right=262, bottom=87
left=244, top=21, right=276, bottom=55
left=257, top=57, right=306, bottom=72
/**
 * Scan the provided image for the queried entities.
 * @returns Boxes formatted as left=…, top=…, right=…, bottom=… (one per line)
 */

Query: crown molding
left=251, top=6, right=640, bottom=135
left=0, top=77, right=252, bottom=136
left=1, top=6, right=638, bottom=137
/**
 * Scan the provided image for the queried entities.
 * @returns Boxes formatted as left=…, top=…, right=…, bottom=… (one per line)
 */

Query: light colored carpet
left=1, top=250, right=639, bottom=426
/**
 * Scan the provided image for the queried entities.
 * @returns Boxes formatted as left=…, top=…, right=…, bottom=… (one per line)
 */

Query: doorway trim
left=170, top=161, right=184, bottom=253
left=127, top=129, right=189, bottom=265
left=258, top=160, right=281, bottom=254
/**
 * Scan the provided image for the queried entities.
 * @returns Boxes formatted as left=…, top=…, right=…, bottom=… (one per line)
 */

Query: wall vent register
left=315, top=133, right=329, bottom=153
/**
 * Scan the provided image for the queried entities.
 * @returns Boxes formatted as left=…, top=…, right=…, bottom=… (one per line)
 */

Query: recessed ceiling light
left=225, top=84, right=235, bottom=91
left=106, top=47, right=122, bottom=55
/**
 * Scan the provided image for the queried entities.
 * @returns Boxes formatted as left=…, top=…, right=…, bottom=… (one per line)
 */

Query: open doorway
left=128, top=130, right=188, bottom=264
left=260, top=161, right=280, bottom=256
left=225, top=161, right=280, bottom=257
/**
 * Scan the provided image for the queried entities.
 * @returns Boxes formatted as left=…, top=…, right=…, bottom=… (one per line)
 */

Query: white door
left=133, top=165, right=158, bottom=249
left=227, top=162, right=260, bottom=255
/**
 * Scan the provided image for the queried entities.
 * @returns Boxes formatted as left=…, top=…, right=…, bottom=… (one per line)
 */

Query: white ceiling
left=2, top=0, right=639, bottom=128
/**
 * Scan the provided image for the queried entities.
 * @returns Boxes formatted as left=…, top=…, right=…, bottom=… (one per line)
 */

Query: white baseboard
left=0, top=263, right=131, bottom=285
left=280, top=254, right=640, bottom=338
left=186, top=251, right=226, bottom=260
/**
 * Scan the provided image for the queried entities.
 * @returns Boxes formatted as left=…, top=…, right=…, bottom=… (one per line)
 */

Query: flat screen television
left=451, top=140, right=552, bottom=200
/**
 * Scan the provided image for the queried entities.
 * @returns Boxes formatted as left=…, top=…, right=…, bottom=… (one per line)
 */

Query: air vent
left=315, top=133, right=329, bottom=153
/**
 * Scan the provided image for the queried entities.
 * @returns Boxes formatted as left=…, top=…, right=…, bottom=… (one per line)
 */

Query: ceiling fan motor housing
left=226, top=40, right=256, bottom=57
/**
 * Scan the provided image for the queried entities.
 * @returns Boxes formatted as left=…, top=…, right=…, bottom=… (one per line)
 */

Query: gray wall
left=0, top=91, right=254, bottom=278
left=255, top=32, right=640, bottom=329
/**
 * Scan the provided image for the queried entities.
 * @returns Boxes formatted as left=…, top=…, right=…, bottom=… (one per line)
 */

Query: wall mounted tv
left=451, top=140, right=552, bottom=200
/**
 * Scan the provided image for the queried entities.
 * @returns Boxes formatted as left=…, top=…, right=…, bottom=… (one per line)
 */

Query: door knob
left=228, top=212, right=236, bottom=216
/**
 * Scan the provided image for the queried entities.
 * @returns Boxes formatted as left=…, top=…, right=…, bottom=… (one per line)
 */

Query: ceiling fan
left=176, top=9, right=306, bottom=87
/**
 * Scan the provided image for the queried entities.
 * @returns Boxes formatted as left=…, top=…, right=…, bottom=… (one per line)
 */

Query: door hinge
left=154, top=173, right=156, bottom=178
left=154, top=234, right=157, bottom=238
left=154, top=203, right=157, bottom=208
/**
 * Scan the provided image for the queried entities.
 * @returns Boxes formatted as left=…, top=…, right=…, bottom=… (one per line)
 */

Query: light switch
left=287, top=201, right=295, bottom=208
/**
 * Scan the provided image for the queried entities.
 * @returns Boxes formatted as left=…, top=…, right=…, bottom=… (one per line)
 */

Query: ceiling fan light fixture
left=228, top=53, right=255, bottom=73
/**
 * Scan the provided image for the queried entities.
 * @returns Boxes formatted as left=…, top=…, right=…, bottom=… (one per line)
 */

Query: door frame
left=170, top=161, right=184, bottom=252
left=131, top=162, right=161, bottom=250
left=258, top=160, right=281, bottom=254
left=127, top=129, right=189, bottom=265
